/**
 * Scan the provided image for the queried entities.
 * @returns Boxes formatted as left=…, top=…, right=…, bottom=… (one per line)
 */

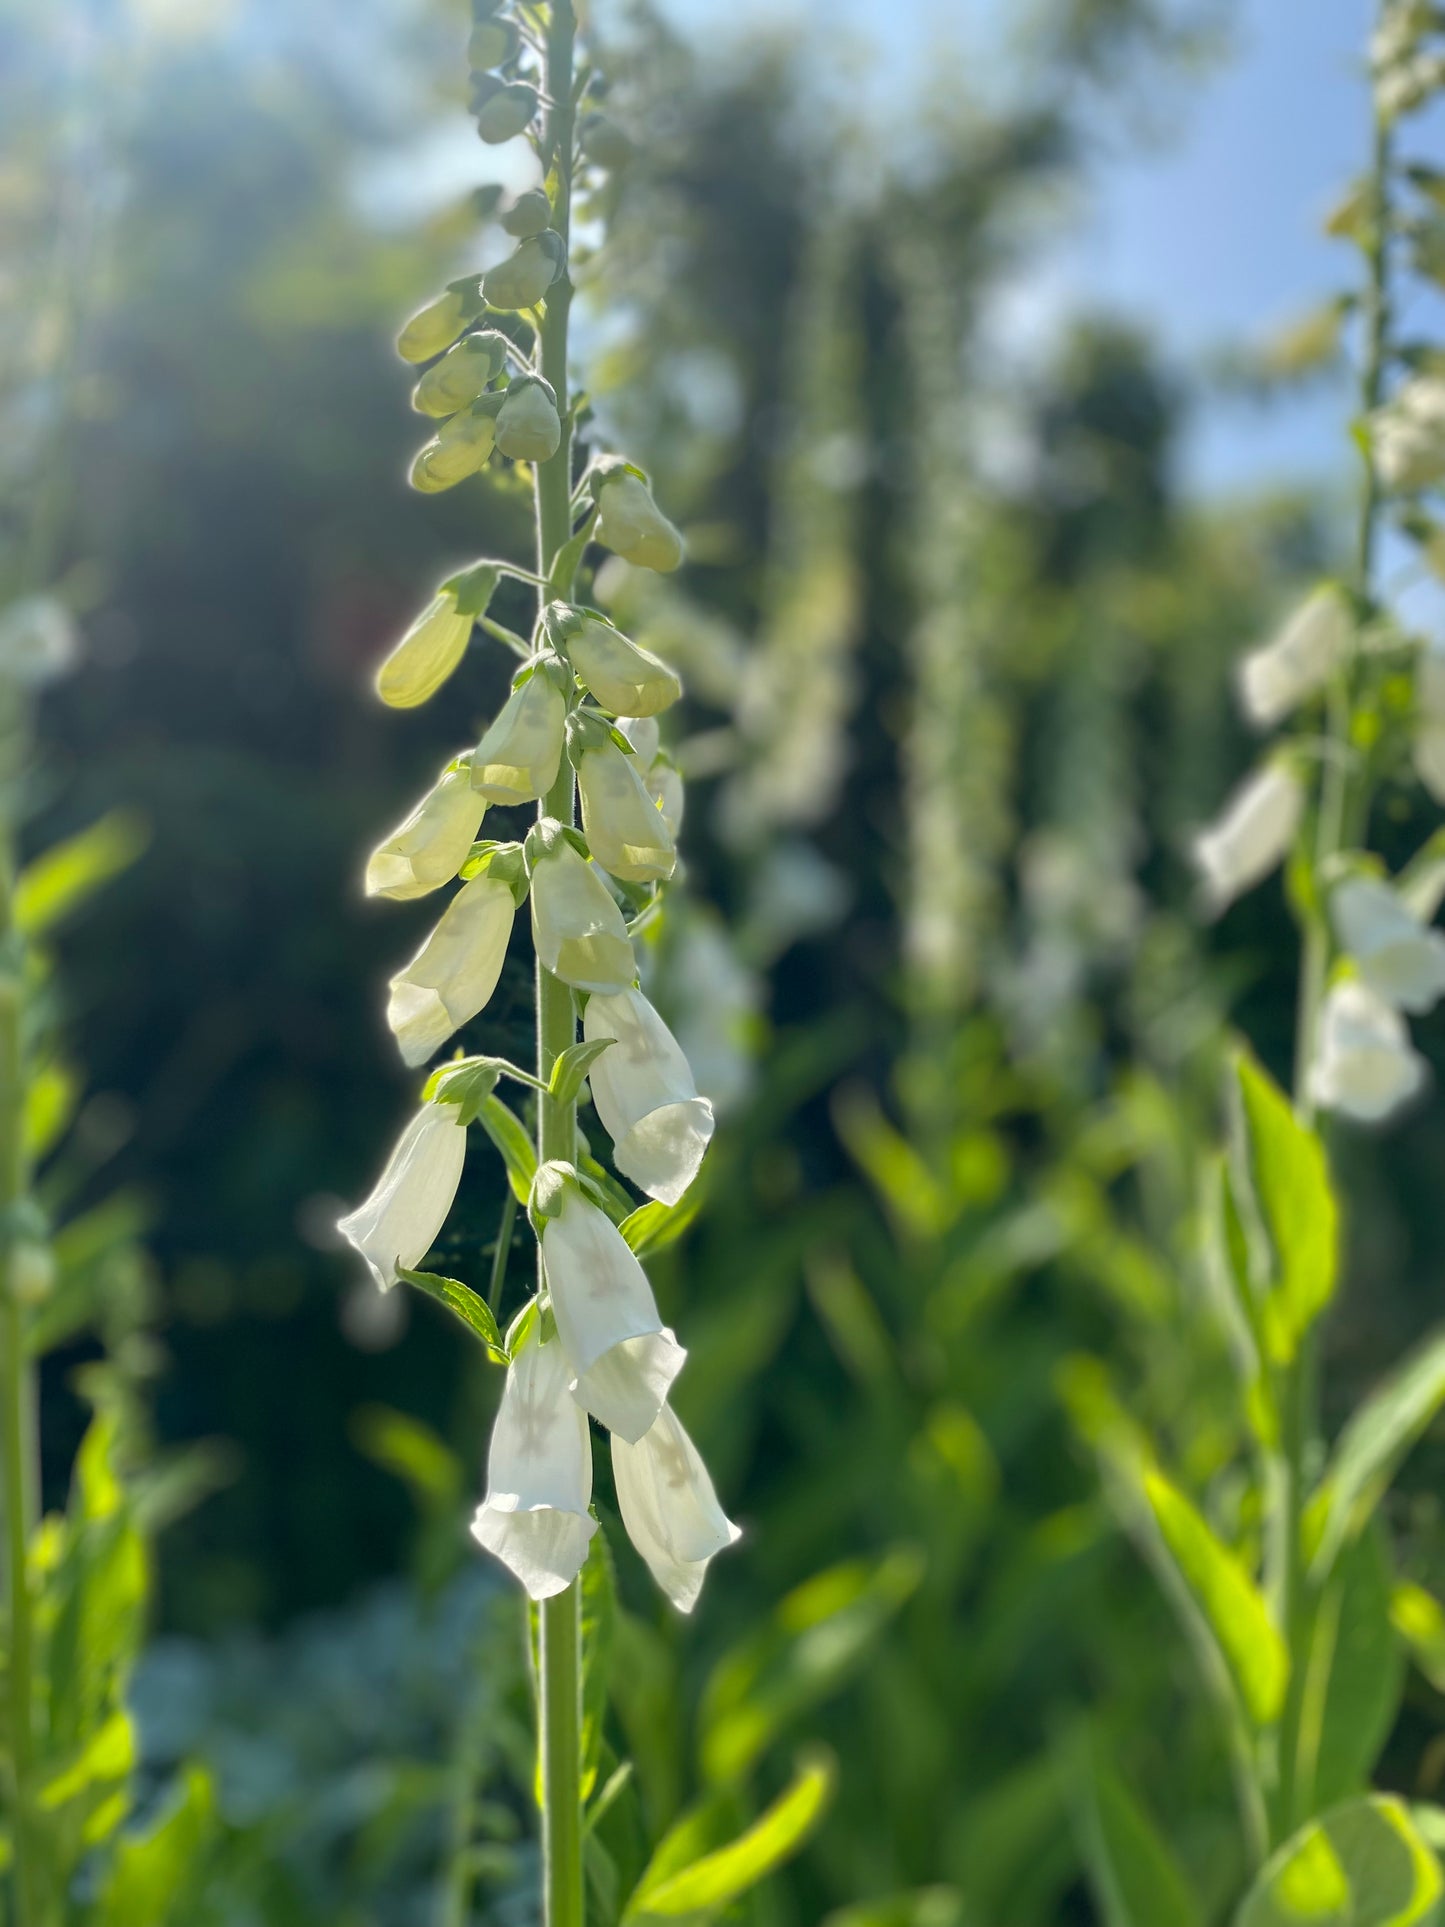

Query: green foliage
left=1059, top=1723, right=1203, bottom=1927
left=1237, top=1798, right=1444, bottom=1927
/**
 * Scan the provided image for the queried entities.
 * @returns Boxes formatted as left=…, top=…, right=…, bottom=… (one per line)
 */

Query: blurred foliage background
left=14, top=0, right=1445, bottom=1920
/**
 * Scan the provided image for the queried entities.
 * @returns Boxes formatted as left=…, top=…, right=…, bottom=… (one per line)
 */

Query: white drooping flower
left=411, top=405, right=498, bottom=494
left=472, top=669, right=566, bottom=805
left=365, top=762, right=486, bottom=900
left=583, top=988, right=714, bottom=1205
left=494, top=377, right=562, bottom=464
left=397, top=283, right=482, bottom=364
left=337, top=1102, right=468, bottom=1291
left=1191, top=761, right=1304, bottom=914
left=0, top=595, right=80, bottom=687
left=1237, top=586, right=1352, bottom=729
left=482, top=232, right=565, bottom=311
left=1331, top=875, right=1445, bottom=1014
left=576, top=740, right=676, bottom=884
left=563, top=616, right=681, bottom=716
left=541, top=1184, right=684, bottom=1442
left=616, top=715, right=660, bottom=764
left=1371, top=377, right=1445, bottom=493
left=471, top=1333, right=597, bottom=1600
left=593, top=472, right=684, bottom=573
left=1308, top=979, right=1427, bottom=1123
left=375, top=591, right=473, bottom=708
left=387, top=874, right=516, bottom=1067
left=1415, top=645, right=1445, bottom=804
left=612, top=1404, right=739, bottom=1614
left=529, top=829, right=636, bottom=993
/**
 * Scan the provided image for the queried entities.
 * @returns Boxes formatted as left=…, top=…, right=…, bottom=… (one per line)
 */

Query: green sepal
left=566, top=707, right=617, bottom=761
left=550, top=1037, right=616, bottom=1108
left=395, top=1266, right=507, bottom=1362
left=589, top=454, right=649, bottom=498
left=424, top=1056, right=502, bottom=1122
left=529, top=1159, right=577, bottom=1236
left=458, top=840, right=530, bottom=902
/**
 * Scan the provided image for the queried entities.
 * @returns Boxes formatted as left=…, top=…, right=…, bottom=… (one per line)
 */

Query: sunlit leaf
left=1236, top=1796, right=1443, bottom=1927
left=97, top=1764, right=215, bottom=1926
left=1058, top=1722, right=1201, bottom=1927
left=395, top=1265, right=506, bottom=1360
left=1231, top=1052, right=1337, bottom=1363
left=476, top=1094, right=538, bottom=1203
left=14, top=812, right=148, bottom=937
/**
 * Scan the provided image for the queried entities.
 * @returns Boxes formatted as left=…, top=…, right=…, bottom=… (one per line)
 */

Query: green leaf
left=1390, top=1581, right=1445, bottom=1693
left=1300, top=1528, right=1405, bottom=1811
left=620, top=1189, right=704, bottom=1260
left=349, top=1404, right=462, bottom=1511
left=1201, top=1154, right=1278, bottom=1448
left=39, top=1709, right=135, bottom=1810
left=1231, top=1052, right=1337, bottom=1363
left=14, top=812, right=149, bottom=937
left=1142, top=1467, right=1288, bottom=1726
left=624, top=1752, right=835, bottom=1922
left=23, top=1061, right=80, bottom=1164
left=97, top=1765, right=216, bottom=1927
left=552, top=1036, right=616, bottom=1108
left=1236, top=1795, right=1444, bottom=1927
left=1058, top=1723, right=1201, bottom=1927
left=581, top=1529, right=617, bottom=1802
left=476, top=1094, right=538, bottom=1202
left=1397, top=828, right=1445, bottom=923
left=548, top=508, right=599, bottom=600
left=820, top=1891, right=966, bottom=1927
left=1307, top=1327, right=1445, bottom=1580
left=395, top=1266, right=506, bottom=1360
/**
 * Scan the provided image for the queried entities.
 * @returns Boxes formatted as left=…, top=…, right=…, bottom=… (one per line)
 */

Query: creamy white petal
left=471, top=1336, right=596, bottom=1599
left=337, top=1103, right=467, bottom=1291
left=472, top=672, right=566, bottom=805
left=1308, top=979, right=1427, bottom=1123
left=375, top=593, right=472, bottom=708
left=594, top=473, right=684, bottom=574
left=530, top=839, right=636, bottom=993
left=1331, top=875, right=1445, bottom=1014
left=494, top=381, right=561, bottom=463
left=565, top=618, right=681, bottom=717
left=1237, top=587, right=1352, bottom=729
left=572, top=1329, right=687, bottom=1444
left=365, top=764, right=486, bottom=900
left=647, top=762, right=685, bottom=840
left=615, top=715, right=661, bottom=764
left=387, top=874, right=515, bottom=1067
left=577, top=743, right=676, bottom=884
left=1191, top=763, right=1303, bottom=914
left=612, top=1405, right=740, bottom=1614
left=583, top=989, right=714, bottom=1204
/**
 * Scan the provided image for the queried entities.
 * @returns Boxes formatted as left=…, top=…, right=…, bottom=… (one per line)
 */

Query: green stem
left=1271, top=90, right=1392, bottom=1848
left=533, top=6, right=585, bottom=1925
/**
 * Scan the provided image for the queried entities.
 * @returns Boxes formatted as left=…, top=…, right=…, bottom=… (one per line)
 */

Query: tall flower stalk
left=341, top=6, right=737, bottom=1919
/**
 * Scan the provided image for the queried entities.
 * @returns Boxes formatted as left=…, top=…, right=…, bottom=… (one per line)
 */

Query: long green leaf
left=1391, top=1582, right=1445, bottom=1693
left=1301, top=1528, right=1405, bottom=1812
left=395, top=1266, right=506, bottom=1360
left=14, top=812, right=149, bottom=937
left=620, top=1190, right=703, bottom=1260
left=1059, top=1724, right=1202, bottom=1927
left=477, top=1094, right=538, bottom=1203
left=1236, top=1795, right=1444, bottom=1927
left=97, top=1765, right=215, bottom=1926
left=1232, top=1052, right=1337, bottom=1363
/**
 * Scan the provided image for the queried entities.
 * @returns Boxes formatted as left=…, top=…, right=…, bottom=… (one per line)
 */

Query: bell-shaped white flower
left=616, top=715, right=661, bottom=764
left=375, top=591, right=473, bottom=709
left=481, top=232, right=565, bottom=311
left=337, top=1102, right=467, bottom=1291
left=474, top=79, right=538, bottom=145
left=471, top=1333, right=597, bottom=1599
left=594, top=472, right=684, bottom=573
left=411, top=405, right=498, bottom=494
left=577, top=740, right=676, bottom=884
left=1192, top=761, right=1304, bottom=914
left=387, top=874, right=516, bottom=1067
left=413, top=332, right=507, bottom=418
left=397, top=282, right=482, bottom=364
left=564, top=617, right=681, bottom=716
left=494, top=378, right=561, bottom=463
left=530, top=833, right=636, bottom=993
left=1415, top=646, right=1445, bottom=804
left=1330, top=875, right=1445, bottom=1014
left=1308, top=978, right=1427, bottom=1123
left=1237, top=586, right=1352, bottom=729
left=0, top=596, right=80, bottom=688
left=647, top=759, right=685, bottom=840
left=541, top=1186, right=684, bottom=1441
left=365, top=762, right=485, bottom=901
left=612, top=1404, right=740, bottom=1614
left=1372, top=377, right=1445, bottom=492
left=472, top=670, right=566, bottom=805
left=583, top=988, right=714, bottom=1204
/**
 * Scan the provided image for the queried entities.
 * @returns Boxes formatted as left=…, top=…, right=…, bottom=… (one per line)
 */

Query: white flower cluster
left=339, top=491, right=737, bottom=1610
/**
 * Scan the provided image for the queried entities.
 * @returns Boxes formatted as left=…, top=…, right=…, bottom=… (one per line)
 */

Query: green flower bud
left=397, top=281, right=484, bottom=364
left=472, top=76, right=538, bottom=144
left=494, top=376, right=562, bottom=463
left=468, top=17, right=520, bottom=68
left=579, top=111, right=633, bottom=171
left=472, top=666, right=567, bottom=803
left=482, top=231, right=566, bottom=311
left=592, top=469, right=684, bottom=573
left=576, top=738, right=676, bottom=884
left=375, top=591, right=473, bottom=708
left=412, top=332, right=509, bottom=417
left=552, top=609, right=680, bottom=716
left=501, top=188, right=552, bottom=238
left=411, top=403, right=498, bottom=493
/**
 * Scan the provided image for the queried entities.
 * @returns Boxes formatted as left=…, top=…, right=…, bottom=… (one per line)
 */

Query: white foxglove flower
left=563, top=617, right=681, bottom=716
left=413, top=332, right=508, bottom=418
left=337, top=1102, right=467, bottom=1291
left=1191, top=762, right=1304, bottom=914
left=577, top=741, right=676, bottom=884
left=375, top=591, right=473, bottom=708
left=1415, top=646, right=1445, bottom=803
left=387, top=874, right=516, bottom=1066
left=482, top=233, right=565, bottom=311
left=1372, top=377, right=1445, bottom=492
left=1237, top=586, right=1352, bottom=729
left=365, top=762, right=485, bottom=900
left=471, top=1334, right=597, bottom=1599
left=612, top=1405, right=739, bottom=1614
left=1308, top=979, right=1426, bottom=1123
left=1330, top=875, right=1445, bottom=1013
left=494, top=378, right=562, bottom=464
left=397, top=283, right=482, bottom=364
left=647, top=759, right=685, bottom=840
left=530, top=832, right=636, bottom=992
left=0, top=596, right=80, bottom=687
left=541, top=1186, right=684, bottom=1441
left=616, top=715, right=661, bottom=764
left=472, top=670, right=566, bottom=805
left=411, top=406, right=498, bottom=494
left=593, top=472, right=684, bottom=573
left=583, top=988, right=714, bottom=1204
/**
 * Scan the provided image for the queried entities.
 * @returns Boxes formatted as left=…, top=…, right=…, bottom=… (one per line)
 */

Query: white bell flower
left=1237, top=586, right=1352, bottom=729
left=612, top=1404, right=740, bottom=1614
left=541, top=1186, right=684, bottom=1442
left=583, top=988, right=714, bottom=1204
left=1308, top=979, right=1427, bottom=1123
left=616, top=716, right=661, bottom=764
left=1415, top=646, right=1445, bottom=804
left=337, top=1102, right=467, bottom=1291
left=365, top=762, right=486, bottom=900
left=577, top=740, right=676, bottom=884
left=1371, top=377, right=1445, bottom=492
left=387, top=874, right=516, bottom=1067
left=530, top=834, right=636, bottom=993
left=0, top=595, right=80, bottom=687
left=1191, top=762, right=1304, bottom=915
left=593, top=472, right=684, bottom=573
left=472, top=670, right=566, bottom=805
left=564, top=617, right=681, bottom=716
left=411, top=406, right=498, bottom=494
left=471, top=1333, right=597, bottom=1599
left=481, top=232, right=564, bottom=312
left=375, top=591, right=473, bottom=709
left=1331, top=875, right=1445, bottom=1014
left=494, top=378, right=562, bottom=464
